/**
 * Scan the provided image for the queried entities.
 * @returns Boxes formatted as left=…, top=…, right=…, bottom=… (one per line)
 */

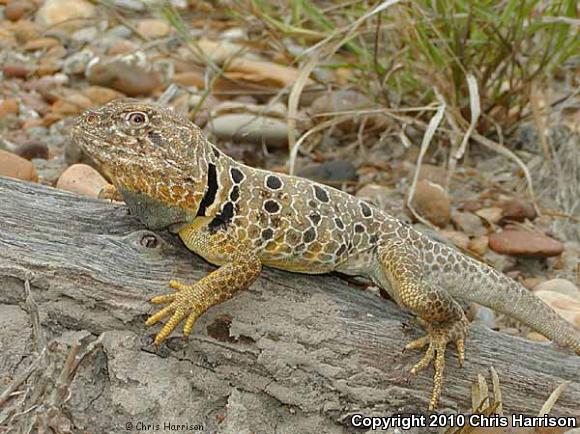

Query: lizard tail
left=444, top=249, right=580, bottom=355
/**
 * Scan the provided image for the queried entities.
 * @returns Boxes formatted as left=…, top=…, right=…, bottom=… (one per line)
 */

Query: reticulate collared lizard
left=72, top=99, right=580, bottom=410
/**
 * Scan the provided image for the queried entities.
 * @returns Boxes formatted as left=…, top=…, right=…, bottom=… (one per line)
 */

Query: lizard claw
left=406, top=316, right=469, bottom=410
left=146, top=280, right=205, bottom=345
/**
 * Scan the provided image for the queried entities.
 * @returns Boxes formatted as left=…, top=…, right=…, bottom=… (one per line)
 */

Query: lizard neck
left=194, top=144, right=240, bottom=220
left=108, top=139, right=234, bottom=230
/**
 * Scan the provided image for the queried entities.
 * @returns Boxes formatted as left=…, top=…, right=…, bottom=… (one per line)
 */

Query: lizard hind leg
left=375, top=240, right=469, bottom=410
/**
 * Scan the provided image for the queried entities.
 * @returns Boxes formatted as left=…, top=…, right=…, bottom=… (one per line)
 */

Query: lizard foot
left=405, top=316, right=469, bottom=410
left=146, top=280, right=206, bottom=345
left=98, top=184, right=123, bottom=202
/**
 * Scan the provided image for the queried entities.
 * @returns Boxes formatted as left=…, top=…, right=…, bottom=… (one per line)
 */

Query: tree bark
left=0, top=176, right=578, bottom=433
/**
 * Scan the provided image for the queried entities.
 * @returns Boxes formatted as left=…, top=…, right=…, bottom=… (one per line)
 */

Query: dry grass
left=226, top=0, right=578, bottom=137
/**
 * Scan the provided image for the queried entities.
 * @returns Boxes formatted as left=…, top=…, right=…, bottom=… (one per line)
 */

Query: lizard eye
left=127, top=111, right=149, bottom=128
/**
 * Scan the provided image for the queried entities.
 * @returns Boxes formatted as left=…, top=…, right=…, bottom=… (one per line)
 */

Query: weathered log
left=0, top=176, right=578, bottom=433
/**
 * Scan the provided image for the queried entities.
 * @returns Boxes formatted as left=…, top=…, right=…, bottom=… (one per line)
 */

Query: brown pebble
left=51, top=93, right=92, bottom=115
left=15, top=141, right=49, bottom=160
left=3, top=64, right=30, bottom=78
left=439, top=230, right=469, bottom=250
left=475, top=207, right=503, bottom=224
left=534, top=278, right=580, bottom=300
left=0, top=99, right=19, bottom=119
left=82, top=86, right=125, bottom=105
left=0, top=149, right=38, bottom=182
left=106, top=39, right=138, bottom=55
left=460, top=199, right=482, bottom=213
left=451, top=210, right=487, bottom=237
left=10, top=19, right=41, bottom=42
left=173, top=71, right=205, bottom=88
left=468, top=235, right=488, bottom=257
left=5, top=0, right=34, bottom=21
left=409, top=180, right=451, bottom=228
left=135, top=18, right=171, bottom=39
left=488, top=230, right=564, bottom=257
left=86, top=55, right=162, bottom=97
left=413, top=164, right=448, bottom=186
left=23, top=37, right=60, bottom=51
left=37, top=58, right=61, bottom=76
left=35, top=0, right=96, bottom=33
left=533, top=290, right=580, bottom=327
left=522, top=277, right=545, bottom=290
left=22, top=118, right=45, bottom=129
left=41, top=112, right=64, bottom=127
left=500, top=198, right=537, bottom=222
left=56, top=164, right=110, bottom=198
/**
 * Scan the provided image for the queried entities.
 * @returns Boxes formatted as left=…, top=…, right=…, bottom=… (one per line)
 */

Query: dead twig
left=406, top=90, right=446, bottom=229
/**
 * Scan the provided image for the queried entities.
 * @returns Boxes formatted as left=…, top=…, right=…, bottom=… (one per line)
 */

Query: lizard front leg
left=146, top=225, right=262, bottom=345
left=376, top=239, right=468, bottom=410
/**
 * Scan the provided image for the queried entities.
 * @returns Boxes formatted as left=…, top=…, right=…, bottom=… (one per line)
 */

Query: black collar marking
left=196, top=163, right=218, bottom=217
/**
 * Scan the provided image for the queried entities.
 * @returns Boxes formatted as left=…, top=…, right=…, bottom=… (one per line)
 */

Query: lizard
left=72, top=99, right=580, bottom=410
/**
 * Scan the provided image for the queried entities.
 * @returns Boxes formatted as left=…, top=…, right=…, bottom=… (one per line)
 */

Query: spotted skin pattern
left=73, top=99, right=580, bottom=410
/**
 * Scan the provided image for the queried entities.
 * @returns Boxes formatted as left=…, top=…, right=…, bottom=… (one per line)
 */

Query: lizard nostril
left=85, top=113, right=98, bottom=125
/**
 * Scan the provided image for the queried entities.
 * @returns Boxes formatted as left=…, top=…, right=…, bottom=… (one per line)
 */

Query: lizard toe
left=150, top=293, right=177, bottom=304
left=169, top=279, right=194, bottom=291
left=154, top=306, right=191, bottom=345
left=456, top=337, right=465, bottom=367
left=145, top=304, right=175, bottom=326
left=410, top=341, right=434, bottom=374
left=405, top=335, right=430, bottom=351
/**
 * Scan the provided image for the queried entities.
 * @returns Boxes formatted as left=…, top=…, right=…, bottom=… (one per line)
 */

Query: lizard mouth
left=72, top=127, right=111, bottom=166
left=73, top=125, right=102, bottom=143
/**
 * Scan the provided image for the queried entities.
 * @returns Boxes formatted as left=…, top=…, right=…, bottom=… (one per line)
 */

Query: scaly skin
left=72, top=99, right=580, bottom=410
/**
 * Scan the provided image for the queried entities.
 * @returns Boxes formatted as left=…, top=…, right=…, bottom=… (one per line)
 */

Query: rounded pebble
left=533, top=290, right=580, bottom=328
left=488, top=230, right=564, bottom=257
left=500, top=198, right=537, bottom=222
left=0, top=149, right=38, bottom=182
left=35, top=0, right=96, bottom=32
left=173, top=72, right=205, bottom=88
left=86, top=53, right=162, bottom=96
left=475, top=207, right=503, bottom=224
left=438, top=230, right=470, bottom=250
left=534, top=278, right=580, bottom=300
left=2, top=64, right=30, bottom=79
left=5, top=0, right=35, bottom=21
left=0, top=99, right=19, bottom=119
left=468, top=235, right=488, bottom=256
left=23, top=37, right=60, bottom=51
left=56, top=164, right=110, bottom=198
left=409, top=180, right=451, bottom=228
left=15, top=141, right=49, bottom=160
left=208, top=113, right=290, bottom=148
left=135, top=19, right=171, bottom=39
left=451, top=211, right=487, bottom=237
left=310, top=89, right=373, bottom=114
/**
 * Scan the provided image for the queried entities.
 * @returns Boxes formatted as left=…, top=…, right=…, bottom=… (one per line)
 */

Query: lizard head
left=72, top=99, right=215, bottom=220
left=73, top=98, right=206, bottom=172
